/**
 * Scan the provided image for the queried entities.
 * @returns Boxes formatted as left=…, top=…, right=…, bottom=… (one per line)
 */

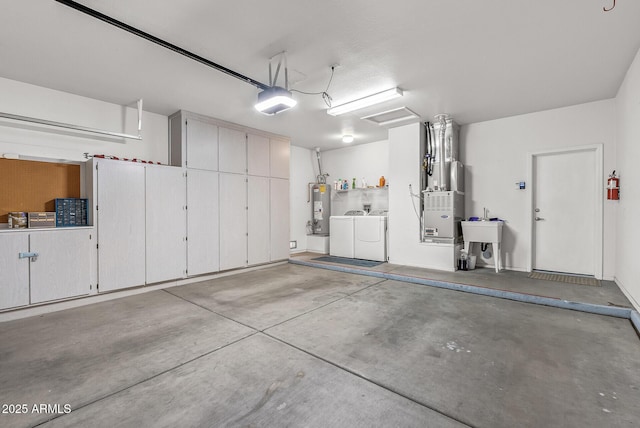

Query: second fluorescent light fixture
left=327, top=87, right=403, bottom=116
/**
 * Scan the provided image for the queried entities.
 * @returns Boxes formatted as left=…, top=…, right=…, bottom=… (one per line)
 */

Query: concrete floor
left=290, top=252, right=633, bottom=308
left=1, top=263, right=639, bottom=427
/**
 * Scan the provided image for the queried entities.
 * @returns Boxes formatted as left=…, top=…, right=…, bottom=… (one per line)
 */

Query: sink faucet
left=483, top=207, right=489, bottom=220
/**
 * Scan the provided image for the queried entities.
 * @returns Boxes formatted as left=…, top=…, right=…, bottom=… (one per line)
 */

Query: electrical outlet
left=289, top=240, right=297, bottom=249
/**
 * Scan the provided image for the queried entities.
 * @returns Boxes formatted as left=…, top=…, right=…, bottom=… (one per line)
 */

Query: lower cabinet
left=219, top=173, right=248, bottom=270
left=186, top=169, right=219, bottom=276
left=146, top=165, right=187, bottom=284
left=96, top=159, right=146, bottom=292
left=270, top=178, right=290, bottom=261
left=0, top=234, right=29, bottom=310
left=0, top=229, right=93, bottom=310
left=248, top=176, right=270, bottom=265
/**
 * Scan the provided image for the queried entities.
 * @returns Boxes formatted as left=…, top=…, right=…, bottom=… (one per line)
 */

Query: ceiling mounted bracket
left=269, top=52, right=290, bottom=90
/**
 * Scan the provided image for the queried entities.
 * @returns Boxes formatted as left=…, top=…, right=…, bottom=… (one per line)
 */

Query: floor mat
left=528, top=271, right=600, bottom=287
left=311, top=256, right=384, bottom=268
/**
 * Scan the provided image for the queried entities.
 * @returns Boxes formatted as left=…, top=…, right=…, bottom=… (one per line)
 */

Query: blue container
left=54, top=198, right=88, bottom=227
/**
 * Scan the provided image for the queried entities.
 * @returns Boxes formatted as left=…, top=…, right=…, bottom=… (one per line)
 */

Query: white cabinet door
left=270, top=138, right=290, bottom=179
left=186, top=118, right=218, bottom=171
left=187, top=169, right=220, bottom=276
left=0, top=233, right=30, bottom=310
left=248, top=176, right=270, bottom=265
left=97, top=160, right=146, bottom=292
left=30, top=229, right=92, bottom=303
left=247, top=133, right=270, bottom=177
left=219, top=173, right=247, bottom=270
left=219, top=127, right=246, bottom=174
left=270, top=178, right=290, bottom=261
left=146, top=165, right=186, bottom=284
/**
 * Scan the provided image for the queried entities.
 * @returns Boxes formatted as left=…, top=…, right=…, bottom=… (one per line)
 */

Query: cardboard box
left=8, top=212, right=27, bottom=228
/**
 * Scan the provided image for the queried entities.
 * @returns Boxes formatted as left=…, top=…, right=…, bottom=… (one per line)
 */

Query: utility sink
left=461, top=221, right=503, bottom=243
left=461, top=221, right=504, bottom=273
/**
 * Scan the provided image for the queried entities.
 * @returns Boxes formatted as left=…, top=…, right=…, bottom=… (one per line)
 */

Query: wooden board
left=0, top=159, right=80, bottom=224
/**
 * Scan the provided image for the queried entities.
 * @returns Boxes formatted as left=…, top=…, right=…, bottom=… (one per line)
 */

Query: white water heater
left=311, top=183, right=331, bottom=235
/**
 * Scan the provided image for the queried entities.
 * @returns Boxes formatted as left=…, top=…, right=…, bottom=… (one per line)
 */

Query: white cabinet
left=219, top=127, right=246, bottom=174
left=0, top=230, right=93, bottom=310
left=270, top=178, right=290, bottom=261
left=30, top=229, right=93, bottom=303
left=146, top=165, right=187, bottom=284
left=248, top=133, right=270, bottom=177
left=187, top=118, right=218, bottom=170
left=270, top=138, right=290, bottom=179
left=96, top=159, right=146, bottom=292
left=187, top=169, right=219, bottom=276
left=0, top=234, right=29, bottom=310
left=219, top=173, right=247, bottom=270
left=169, top=112, right=219, bottom=171
left=248, top=176, right=270, bottom=265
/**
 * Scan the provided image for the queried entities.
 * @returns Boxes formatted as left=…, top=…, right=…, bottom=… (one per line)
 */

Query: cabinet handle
left=19, top=252, right=39, bottom=261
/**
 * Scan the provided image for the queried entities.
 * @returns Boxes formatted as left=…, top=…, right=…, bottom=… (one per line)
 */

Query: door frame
left=526, top=144, right=603, bottom=279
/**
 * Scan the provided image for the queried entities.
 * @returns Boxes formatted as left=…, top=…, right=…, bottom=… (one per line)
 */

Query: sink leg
left=493, top=241, right=500, bottom=273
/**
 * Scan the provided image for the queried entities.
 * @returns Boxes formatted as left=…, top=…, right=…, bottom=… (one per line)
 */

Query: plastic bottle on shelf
left=379, top=176, right=386, bottom=187
left=352, top=178, right=356, bottom=189
left=343, top=179, right=348, bottom=190
left=361, top=177, right=367, bottom=188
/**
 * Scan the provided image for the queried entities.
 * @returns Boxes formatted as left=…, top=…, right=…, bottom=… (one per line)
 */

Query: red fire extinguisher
left=607, top=170, right=619, bottom=200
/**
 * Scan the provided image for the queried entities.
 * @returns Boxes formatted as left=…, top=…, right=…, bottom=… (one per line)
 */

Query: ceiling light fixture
left=342, top=135, right=354, bottom=143
left=327, top=87, right=403, bottom=116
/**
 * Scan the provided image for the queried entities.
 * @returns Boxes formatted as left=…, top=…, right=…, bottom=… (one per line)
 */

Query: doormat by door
left=311, top=256, right=384, bottom=268
left=528, top=271, right=600, bottom=287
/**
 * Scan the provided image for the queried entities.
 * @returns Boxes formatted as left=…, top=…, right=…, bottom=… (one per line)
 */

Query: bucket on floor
left=469, top=255, right=477, bottom=270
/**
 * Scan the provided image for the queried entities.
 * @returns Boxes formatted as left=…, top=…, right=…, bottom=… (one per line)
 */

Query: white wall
left=321, top=140, right=389, bottom=215
left=0, top=77, right=168, bottom=163
left=321, top=140, right=388, bottom=190
left=615, top=47, right=640, bottom=310
left=461, top=99, right=617, bottom=277
left=289, top=145, right=316, bottom=252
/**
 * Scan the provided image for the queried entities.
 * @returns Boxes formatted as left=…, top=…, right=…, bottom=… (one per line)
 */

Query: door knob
left=535, top=217, right=544, bottom=221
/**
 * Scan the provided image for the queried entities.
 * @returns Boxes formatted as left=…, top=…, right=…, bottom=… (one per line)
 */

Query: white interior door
left=533, top=148, right=597, bottom=275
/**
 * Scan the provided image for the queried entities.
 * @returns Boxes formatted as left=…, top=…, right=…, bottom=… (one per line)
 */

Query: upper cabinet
left=247, top=133, right=270, bottom=177
left=169, top=111, right=219, bottom=171
left=169, top=111, right=290, bottom=179
left=270, top=138, right=290, bottom=179
left=219, top=126, right=246, bottom=174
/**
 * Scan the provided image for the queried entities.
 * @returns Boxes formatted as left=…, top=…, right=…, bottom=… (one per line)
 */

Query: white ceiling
left=1, top=1, right=639, bottom=150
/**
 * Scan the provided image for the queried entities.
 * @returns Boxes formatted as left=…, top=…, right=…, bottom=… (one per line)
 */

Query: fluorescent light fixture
left=255, top=86, right=297, bottom=115
left=342, top=135, right=354, bottom=143
left=327, top=87, right=403, bottom=116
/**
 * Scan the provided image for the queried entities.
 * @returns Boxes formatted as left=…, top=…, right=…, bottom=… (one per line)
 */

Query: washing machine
left=329, top=210, right=365, bottom=258
left=354, top=210, right=388, bottom=262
